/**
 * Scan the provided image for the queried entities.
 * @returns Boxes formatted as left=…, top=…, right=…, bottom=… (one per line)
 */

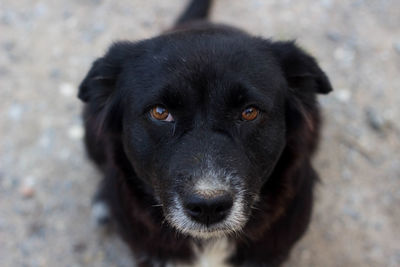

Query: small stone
left=365, top=107, right=385, bottom=132
left=33, top=2, right=48, bottom=17
left=68, top=125, right=84, bottom=140
left=59, top=82, right=75, bottom=97
left=342, top=206, right=360, bottom=220
left=82, top=23, right=106, bottom=42
left=19, top=185, right=35, bottom=198
left=91, top=201, right=111, bottom=227
left=19, top=176, right=36, bottom=198
left=62, top=10, right=73, bottom=20
left=334, top=89, right=351, bottom=103
left=49, top=68, right=61, bottom=79
left=326, top=32, right=341, bottom=42
left=38, top=129, right=53, bottom=148
left=8, top=104, right=23, bottom=121
left=334, top=46, right=355, bottom=66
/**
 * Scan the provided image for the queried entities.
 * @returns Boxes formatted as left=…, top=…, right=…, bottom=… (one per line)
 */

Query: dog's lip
left=167, top=216, right=245, bottom=235
left=183, top=224, right=247, bottom=239
left=184, top=227, right=231, bottom=236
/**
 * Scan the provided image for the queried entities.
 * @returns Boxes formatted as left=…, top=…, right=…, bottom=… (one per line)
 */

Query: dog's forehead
left=155, top=33, right=268, bottom=69
left=124, top=34, right=285, bottom=110
left=164, top=36, right=282, bottom=87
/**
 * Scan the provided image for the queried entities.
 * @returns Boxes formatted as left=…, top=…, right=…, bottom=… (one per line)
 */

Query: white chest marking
left=168, top=238, right=233, bottom=267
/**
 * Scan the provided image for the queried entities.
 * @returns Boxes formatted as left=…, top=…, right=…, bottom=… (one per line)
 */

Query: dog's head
left=79, top=29, right=332, bottom=239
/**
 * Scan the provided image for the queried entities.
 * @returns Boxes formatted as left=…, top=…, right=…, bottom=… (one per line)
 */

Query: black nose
left=183, top=193, right=233, bottom=226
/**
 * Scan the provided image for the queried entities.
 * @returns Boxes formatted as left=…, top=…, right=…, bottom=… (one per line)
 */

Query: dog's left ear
left=78, top=42, right=138, bottom=132
left=271, top=41, right=332, bottom=95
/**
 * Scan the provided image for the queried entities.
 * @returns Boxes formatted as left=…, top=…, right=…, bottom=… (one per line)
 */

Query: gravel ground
left=1, top=0, right=400, bottom=266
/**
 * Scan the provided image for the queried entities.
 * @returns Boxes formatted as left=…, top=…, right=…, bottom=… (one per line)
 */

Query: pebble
left=19, top=185, right=35, bottom=198
left=326, top=32, right=341, bottom=42
left=62, top=10, right=73, bottom=20
left=334, top=46, right=355, bottom=67
left=8, top=104, right=23, bottom=121
left=334, top=89, right=352, bottom=103
left=38, top=128, right=54, bottom=149
left=82, top=23, right=105, bottom=42
left=91, top=201, right=111, bottom=227
left=365, top=107, right=385, bottom=132
left=59, top=82, right=75, bottom=97
left=342, top=206, right=360, bottom=221
left=49, top=68, right=61, bottom=79
left=19, top=176, right=36, bottom=198
left=68, top=125, right=84, bottom=140
left=33, top=2, right=48, bottom=18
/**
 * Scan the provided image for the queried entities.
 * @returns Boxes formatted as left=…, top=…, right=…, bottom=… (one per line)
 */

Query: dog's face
left=79, top=30, right=331, bottom=238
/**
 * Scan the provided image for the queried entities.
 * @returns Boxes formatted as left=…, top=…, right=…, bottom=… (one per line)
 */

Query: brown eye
left=150, top=106, right=174, bottom=122
left=241, top=107, right=259, bottom=121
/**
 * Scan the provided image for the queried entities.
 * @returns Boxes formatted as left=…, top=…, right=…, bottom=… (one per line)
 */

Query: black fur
left=175, top=0, right=212, bottom=25
left=78, top=1, right=332, bottom=266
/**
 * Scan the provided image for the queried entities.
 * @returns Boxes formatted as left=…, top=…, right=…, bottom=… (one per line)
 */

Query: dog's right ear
left=78, top=42, right=135, bottom=104
left=78, top=42, right=138, bottom=131
left=78, top=57, right=117, bottom=103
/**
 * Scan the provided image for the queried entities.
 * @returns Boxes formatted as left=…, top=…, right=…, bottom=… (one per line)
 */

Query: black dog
left=78, top=0, right=332, bottom=266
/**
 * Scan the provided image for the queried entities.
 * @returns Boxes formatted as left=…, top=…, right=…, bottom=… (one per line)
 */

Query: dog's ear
left=78, top=42, right=137, bottom=132
left=271, top=41, right=332, bottom=95
left=270, top=41, right=332, bottom=147
left=78, top=57, right=119, bottom=104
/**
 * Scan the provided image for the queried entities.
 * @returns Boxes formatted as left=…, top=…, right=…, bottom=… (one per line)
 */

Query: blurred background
left=1, top=0, right=400, bottom=266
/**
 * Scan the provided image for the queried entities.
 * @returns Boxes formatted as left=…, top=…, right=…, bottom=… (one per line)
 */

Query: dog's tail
left=175, top=0, right=213, bottom=25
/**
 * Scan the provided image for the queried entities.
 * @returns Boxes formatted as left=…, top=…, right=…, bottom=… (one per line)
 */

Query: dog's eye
left=241, top=106, right=259, bottom=121
left=150, top=106, right=174, bottom=122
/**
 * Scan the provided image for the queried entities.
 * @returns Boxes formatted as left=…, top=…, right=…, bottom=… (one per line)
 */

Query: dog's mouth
left=164, top=194, right=248, bottom=239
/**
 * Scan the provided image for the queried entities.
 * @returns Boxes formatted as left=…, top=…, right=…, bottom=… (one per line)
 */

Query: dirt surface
left=1, top=0, right=400, bottom=266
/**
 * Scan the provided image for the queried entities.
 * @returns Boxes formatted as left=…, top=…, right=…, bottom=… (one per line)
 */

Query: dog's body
left=78, top=1, right=332, bottom=266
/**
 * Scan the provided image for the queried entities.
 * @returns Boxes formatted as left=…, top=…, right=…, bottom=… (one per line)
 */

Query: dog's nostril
left=215, top=204, right=228, bottom=214
left=187, top=205, right=202, bottom=216
left=184, top=193, right=233, bottom=225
